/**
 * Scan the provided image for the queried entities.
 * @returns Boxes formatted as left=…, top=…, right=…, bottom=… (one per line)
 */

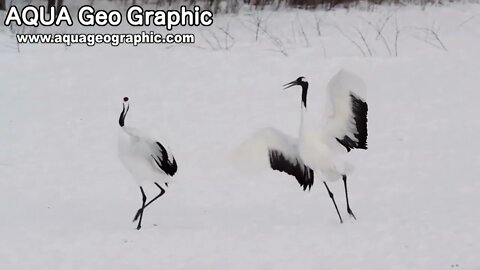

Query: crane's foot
left=136, top=224, right=142, bottom=230
left=347, top=207, right=357, bottom=220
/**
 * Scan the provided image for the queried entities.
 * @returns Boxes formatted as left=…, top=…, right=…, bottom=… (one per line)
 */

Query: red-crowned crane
left=234, top=70, right=368, bottom=223
left=118, top=97, right=178, bottom=230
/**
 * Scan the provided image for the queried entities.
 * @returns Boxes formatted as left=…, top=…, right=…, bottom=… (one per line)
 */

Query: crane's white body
left=298, top=126, right=343, bottom=182
left=234, top=69, right=367, bottom=183
left=118, top=127, right=173, bottom=187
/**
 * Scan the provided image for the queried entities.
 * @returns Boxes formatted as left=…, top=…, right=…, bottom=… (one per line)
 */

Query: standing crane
left=118, top=97, right=178, bottom=230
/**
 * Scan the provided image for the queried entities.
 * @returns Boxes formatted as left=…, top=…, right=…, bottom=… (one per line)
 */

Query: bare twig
left=411, top=25, right=447, bottom=52
left=199, top=30, right=218, bottom=50
left=217, top=22, right=235, bottom=50
left=361, top=17, right=392, bottom=56
left=335, top=25, right=366, bottom=56
left=248, top=11, right=266, bottom=41
left=429, top=27, right=447, bottom=51
left=314, top=14, right=322, bottom=36
left=296, top=14, right=310, bottom=47
left=375, top=13, right=394, bottom=40
left=199, top=22, right=234, bottom=51
left=240, top=11, right=272, bottom=42
left=260, top=26, right=288, bottom=57
left=394, top=15, right=401, bottom=56
left=458, top=14, right=480, bottom=28
left=353, top=26, right=373, bottom=56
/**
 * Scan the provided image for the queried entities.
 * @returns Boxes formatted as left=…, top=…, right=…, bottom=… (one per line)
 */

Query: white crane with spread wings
left=234, top=70, right=368, bottom=223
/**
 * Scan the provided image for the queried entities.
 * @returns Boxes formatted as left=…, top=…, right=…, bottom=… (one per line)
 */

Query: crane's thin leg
left=133, top=183, right=166, bottom=222
left=136, top=186, right=147, bottom=230
left=343, top=175, right=356, bottom=220
left=323, top=181, right=343, bottom=223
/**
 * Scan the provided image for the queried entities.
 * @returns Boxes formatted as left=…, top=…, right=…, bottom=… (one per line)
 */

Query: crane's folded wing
left=151, top=142, right=178, bottom=176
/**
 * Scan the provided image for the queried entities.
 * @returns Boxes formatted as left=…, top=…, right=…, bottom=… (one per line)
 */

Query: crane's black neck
left=119, top=103, right=129, bottom=127
left=300, top=81, right=308, bottom=108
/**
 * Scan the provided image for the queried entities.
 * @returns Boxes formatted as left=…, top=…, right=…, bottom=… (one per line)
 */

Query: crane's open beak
left=283, top=80, right=298, bottom=90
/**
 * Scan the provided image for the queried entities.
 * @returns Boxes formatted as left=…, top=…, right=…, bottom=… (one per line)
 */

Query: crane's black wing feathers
left=151, top=142, right=178, bottom=176
left=268, top=149, right=314, bottom=191
left=336, top=93, right=368, bottom=152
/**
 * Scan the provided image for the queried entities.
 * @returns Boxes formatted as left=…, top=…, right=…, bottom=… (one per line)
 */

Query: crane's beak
left=283, top=80, right=298, bottom=90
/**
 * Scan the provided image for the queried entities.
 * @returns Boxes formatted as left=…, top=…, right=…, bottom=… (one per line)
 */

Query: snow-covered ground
left=1, top=2, right=480, bottom=269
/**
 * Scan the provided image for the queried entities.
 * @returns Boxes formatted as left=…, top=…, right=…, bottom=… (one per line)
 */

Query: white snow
left=1, top=3, right=480, bottom=269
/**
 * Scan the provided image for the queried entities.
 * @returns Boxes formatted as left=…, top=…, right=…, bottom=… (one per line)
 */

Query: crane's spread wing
left=232, top=128, right=314, bottom=191
left=268, top=149, right=314, bottom=191
left=151, top=141, right=177, bottom=176
left=322, top=69, right=368, bottom=152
